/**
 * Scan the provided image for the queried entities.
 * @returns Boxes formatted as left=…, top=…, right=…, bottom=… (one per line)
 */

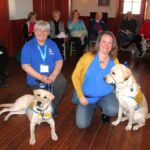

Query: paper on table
left=56, top=32, right=67, bottom=38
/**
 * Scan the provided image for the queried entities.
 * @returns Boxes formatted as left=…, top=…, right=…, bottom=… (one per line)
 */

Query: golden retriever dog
left=0, top=89, right=58, bottom=145
left=105, top=64, right=150, bottom=131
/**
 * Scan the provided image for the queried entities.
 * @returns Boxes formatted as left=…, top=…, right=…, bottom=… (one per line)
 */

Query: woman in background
left=89, top=11, right=107, bottom=42
left=68, top=9, right=88, bottom=58
left=49, top=10, right=66, bottom=52
left=23, top=12, right=37, bottom=42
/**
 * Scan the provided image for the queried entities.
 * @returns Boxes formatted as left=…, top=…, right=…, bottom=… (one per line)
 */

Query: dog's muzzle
left=37, top=101, right=42, bottom=107
left=104, top=74, right=116, bottom=84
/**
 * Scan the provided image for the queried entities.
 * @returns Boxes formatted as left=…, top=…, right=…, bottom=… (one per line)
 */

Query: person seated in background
left=49, top=10, right=66, bottom=53
left=140, top=21, right=150, bottom=40
left=68, top=9, right=88, bottom=58
left=119, top=11, right=137, bottom=48
left=89, top=11, right=107, bottom=42
left=23, top=12, right=37, bottom=42
left=133, top=21, right=150, bottom=57
left=0, top=40, right=9, bottom=87
left=21, top=20, right=66, bottom=115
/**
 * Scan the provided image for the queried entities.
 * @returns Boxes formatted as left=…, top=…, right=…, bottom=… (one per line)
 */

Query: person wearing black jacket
left=0, top=41, right=8, bottom=87
left=119, top=11, right=137, bottom=47
left=23, top=12, right=37, bottom=42
left=89, top=11, right=107, bottom=42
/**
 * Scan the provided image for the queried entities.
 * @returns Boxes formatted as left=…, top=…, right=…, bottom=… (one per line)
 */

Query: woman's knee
left=102, top=105, right=118, bottom=117
left=76, top=117, right=91, bottom=129
left=100, top=93, right=119, bottom=117
left=75, top=104, right=94, bottom=129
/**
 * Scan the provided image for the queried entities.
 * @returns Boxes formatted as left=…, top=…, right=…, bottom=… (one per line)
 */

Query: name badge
left=40, top=64, right=49, bottom=73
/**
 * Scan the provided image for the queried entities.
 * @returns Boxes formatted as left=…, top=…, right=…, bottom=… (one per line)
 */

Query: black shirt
left=53, top=20, right=60, bottom=35
left=121, top=19, right=137, bottom=33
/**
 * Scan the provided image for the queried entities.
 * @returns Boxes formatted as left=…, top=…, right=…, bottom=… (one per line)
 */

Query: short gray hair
left=34, top=20, right=50, bottom=35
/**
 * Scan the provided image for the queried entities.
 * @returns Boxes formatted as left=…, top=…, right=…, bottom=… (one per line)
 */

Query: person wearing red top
left=133, top=21, right=150, bottom=58
left=140, top=21, right=150, bottom=40
left=23, top=12, right=37, bottom=42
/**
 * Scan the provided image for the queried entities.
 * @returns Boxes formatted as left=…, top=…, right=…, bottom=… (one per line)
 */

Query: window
left=123, top=0, right=142, bottom=14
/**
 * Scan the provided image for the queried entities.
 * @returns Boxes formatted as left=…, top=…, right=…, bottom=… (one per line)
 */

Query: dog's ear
left=48, top=92, right=55, bottom=101
left=33, top=89, right=39, bottom=96
left=123, top=67, right=132, bottom=81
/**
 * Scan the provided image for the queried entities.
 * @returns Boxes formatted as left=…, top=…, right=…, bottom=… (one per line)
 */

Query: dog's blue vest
left=128, top=90, right=143, bottom=110
left=26, top=102, right=52, bottom=120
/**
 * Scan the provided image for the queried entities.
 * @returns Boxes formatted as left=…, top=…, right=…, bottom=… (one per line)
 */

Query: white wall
left=9, top=0, right=33, bottom=20
left=72, top=0, right=117, bottom=18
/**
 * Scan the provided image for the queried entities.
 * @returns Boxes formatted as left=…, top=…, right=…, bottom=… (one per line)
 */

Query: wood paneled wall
left=9, top=19, right=27, bottom=56
left=0, top=0, right=70, bottom=57
left=33, top=0, right=70, bottom=26
left=0, top=0, right=10, bottom=54
left=0, top=0, right=146, bottom=57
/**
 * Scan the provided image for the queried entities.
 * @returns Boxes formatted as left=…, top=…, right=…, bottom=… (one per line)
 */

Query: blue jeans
left=75, top=92, right=119, bottom=128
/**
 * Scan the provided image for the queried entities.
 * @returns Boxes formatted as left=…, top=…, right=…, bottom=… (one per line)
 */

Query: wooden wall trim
left=9, top=19, right=27, bottom=57
left=0, top=0, right=10, bottom=56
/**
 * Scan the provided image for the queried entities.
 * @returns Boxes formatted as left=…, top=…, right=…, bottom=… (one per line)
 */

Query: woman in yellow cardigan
left=72, top=31, right=119, bottom=128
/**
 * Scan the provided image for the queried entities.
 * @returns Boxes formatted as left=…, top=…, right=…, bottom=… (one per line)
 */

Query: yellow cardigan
left=72, top=52, right=119, bottom=98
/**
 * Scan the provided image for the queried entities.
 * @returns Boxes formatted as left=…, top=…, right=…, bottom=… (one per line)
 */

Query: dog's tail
left=146, top=113, right=150, bottom=119
left=0, top=103, right=14, bottom=108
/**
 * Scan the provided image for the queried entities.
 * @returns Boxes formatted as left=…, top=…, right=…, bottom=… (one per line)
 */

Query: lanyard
left=37, top=44, right=47, bottom=63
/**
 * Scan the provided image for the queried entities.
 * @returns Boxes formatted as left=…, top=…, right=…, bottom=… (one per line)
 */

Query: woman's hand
left=79, top=96, right=88, bottom=106
left=46, top=75, right=56, bottom=84
left=39, top=75, right=48, bottom=83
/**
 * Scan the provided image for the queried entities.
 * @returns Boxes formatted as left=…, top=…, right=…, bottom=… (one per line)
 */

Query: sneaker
left=52, top=109, right=59, bottom=117
left=101, top=114, right=110, bottom=123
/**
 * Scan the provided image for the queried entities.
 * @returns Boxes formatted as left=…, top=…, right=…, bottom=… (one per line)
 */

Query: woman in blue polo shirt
left=21, top=20, right=66, bottom=114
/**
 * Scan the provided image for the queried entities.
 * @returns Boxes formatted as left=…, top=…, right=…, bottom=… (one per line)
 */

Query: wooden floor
left=0, top=51, right=150, bottom=150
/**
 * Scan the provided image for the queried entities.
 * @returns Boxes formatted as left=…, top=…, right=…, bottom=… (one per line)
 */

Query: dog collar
left=27, top=102, right=52, bottom=120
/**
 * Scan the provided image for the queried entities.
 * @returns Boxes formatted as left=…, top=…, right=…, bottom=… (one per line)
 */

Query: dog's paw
left=120, top=117, right=128, bottom=122
left=133, top=125, right=139, bottom=131
left=111, top=120, right=120, bottom=126
left=125, top=125, right=132, bottom=131
left=52, top=133, right=58, bottom=141
left=4, top=116, right=9, bottom=121
left=29, top=138, right=36, bottom=145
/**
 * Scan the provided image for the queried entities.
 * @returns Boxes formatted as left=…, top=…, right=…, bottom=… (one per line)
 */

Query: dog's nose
left=103, top=76, right=107, bottom=81
left=37, top=101, right=42, bottom=106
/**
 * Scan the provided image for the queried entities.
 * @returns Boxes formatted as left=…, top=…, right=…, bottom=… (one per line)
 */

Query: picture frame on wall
left=98, top=0, right=110, bottom=6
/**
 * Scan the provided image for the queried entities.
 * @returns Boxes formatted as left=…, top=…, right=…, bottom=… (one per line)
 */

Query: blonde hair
left=94, top=31, right=118, bottom=58
left=34, top=20, right=50, bottom=35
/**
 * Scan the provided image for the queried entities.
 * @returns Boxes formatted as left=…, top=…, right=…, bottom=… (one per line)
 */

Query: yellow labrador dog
left=0, top=89, right=58, bottom=145
left=105, top=64, right=150, bottom=131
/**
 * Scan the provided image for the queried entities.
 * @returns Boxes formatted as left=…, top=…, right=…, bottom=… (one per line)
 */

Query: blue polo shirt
left=82, top=53, right=115, bottom=104
left=21, top=37, right=62, bottom=85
